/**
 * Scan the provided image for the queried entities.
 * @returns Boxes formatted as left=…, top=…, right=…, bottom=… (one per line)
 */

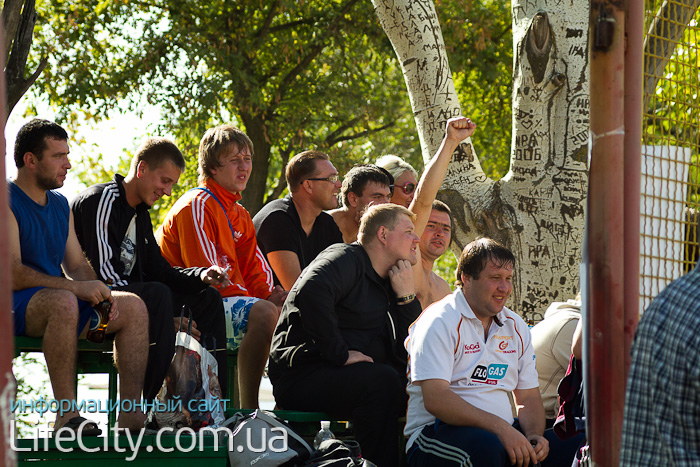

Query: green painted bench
left=14, top=336, right=119, bottom=427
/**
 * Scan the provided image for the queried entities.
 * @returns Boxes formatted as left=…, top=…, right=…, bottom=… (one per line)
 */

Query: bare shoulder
left=417, top=271, right=452, bottom=310
left=432, top=272, right=452, bottom=297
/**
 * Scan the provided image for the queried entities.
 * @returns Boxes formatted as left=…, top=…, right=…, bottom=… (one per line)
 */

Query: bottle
left=313, top=421, right=335, bottom=449
left=87, top=300, right=111, bottom=343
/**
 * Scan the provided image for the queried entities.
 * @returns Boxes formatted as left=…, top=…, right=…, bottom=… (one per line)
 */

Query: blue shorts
left=222, top=296, right=261, bottom=351
left=13, top=286, right=94, bottom=337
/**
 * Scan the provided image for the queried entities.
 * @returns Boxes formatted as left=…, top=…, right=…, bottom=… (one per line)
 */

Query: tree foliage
left=32, top=0, right=425, bottom=217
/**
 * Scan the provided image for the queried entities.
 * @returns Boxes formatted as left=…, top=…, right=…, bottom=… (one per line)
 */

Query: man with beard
left=10, top=119, right=149, bottom=434
left=72, top=137, right=230, bottom=401
left=253, top=150, right=343, bottom=290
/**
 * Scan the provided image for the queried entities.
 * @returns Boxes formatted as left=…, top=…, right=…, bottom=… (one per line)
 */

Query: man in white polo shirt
left=405, top=238, right=549, bottom=467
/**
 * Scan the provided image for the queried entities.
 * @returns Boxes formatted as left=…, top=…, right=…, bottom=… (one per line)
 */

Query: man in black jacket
left=71, top=137, right=230, bottom=401
left=269, top=203, right=422, bottom=467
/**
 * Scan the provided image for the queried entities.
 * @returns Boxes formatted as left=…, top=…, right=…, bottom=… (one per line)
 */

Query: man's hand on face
left=388, top=259, right=415, bottom=297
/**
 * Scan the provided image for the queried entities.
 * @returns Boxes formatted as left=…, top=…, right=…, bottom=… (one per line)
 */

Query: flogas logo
left=471, top=364, right=508, bottom=385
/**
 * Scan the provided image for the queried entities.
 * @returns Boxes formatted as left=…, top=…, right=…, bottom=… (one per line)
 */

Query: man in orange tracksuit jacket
left=156, top=124, right=287, bottom=409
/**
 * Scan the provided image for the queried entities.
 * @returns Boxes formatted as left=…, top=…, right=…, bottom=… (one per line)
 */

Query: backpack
left=224, top=409, right=313, bottom=467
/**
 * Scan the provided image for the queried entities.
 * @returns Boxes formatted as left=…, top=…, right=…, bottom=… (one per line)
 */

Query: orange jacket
left=156, top=179, right=274, bottom=299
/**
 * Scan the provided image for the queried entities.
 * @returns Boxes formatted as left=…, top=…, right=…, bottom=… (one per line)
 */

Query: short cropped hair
left=14, top=119, right=68, bottom=168
left=130, top=137, right=185, bottom=174
left=432, top=199, right=452, bottom=220
left=375, top=155, right=418, bottom=181
left=340, top=165, right=392, bottom=208
left=286, top=150, right=330, bottom=193
left=358, top=204, right=416, bottom=245
left=198, top=124, right=254, bottom=184
left=455, top=237, right=515, bottom=286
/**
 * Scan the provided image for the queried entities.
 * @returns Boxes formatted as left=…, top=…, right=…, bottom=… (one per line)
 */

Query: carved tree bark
left=373, top=0, right=590, bottom=322
left=2, top=0, right=47, bottom=117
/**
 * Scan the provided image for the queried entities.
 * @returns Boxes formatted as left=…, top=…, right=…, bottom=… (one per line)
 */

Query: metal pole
left=623, top=0, right=642, bottom=374
left=587, top=0, right=627, bottom=465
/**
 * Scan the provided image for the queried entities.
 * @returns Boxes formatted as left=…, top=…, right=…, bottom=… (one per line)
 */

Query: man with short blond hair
left=269, top=203, right=421, bottom=467
left=253, top=150, right=342, bottom=289
left=157, top=124, right=286, bottom=409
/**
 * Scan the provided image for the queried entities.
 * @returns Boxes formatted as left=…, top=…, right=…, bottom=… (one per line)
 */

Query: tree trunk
left=2, top=0, right=47, bottom=117
left=239, top=111, right=272, bottom=217
left=373, top=0, right=590, bottom=322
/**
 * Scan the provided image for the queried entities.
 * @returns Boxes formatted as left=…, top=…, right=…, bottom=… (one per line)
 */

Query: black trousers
left=114, top=283, right=227, bottom=401
left=272, top=361, right=403, bottom=467
left=114, top=282, right=175, bottom=401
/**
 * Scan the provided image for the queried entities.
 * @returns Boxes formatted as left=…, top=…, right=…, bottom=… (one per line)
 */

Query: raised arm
left=409, top=116, right=477, bottom=236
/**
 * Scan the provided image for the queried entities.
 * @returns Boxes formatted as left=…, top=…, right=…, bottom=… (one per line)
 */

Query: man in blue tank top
left=9, top=119, right=149, bottom=436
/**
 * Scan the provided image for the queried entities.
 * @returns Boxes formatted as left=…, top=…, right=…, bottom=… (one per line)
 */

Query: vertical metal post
left=623, top=0, right=642, bottom=373
left=587, top=0, right=627, bottom=465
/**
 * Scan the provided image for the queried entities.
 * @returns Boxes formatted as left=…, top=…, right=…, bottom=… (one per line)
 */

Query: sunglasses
left=307, top=174, right=340, bottom=183
left=395, top=181, right=416, bottom=195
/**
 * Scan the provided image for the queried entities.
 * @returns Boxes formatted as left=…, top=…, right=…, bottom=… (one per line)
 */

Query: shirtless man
left=409, top=116, right=476, bottom=309
left=329, top=165, right=392, bottom=243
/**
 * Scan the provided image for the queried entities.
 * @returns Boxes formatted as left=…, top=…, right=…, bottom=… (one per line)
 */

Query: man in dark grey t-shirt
left=253, top=150, right=343, bottom=290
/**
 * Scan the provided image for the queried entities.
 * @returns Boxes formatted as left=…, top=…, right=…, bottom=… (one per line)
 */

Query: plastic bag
left=147, top=307, right=224, bottom=430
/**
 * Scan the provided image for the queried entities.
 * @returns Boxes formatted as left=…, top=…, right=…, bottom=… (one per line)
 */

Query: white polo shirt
left=404, top=288, right=539, bottom=449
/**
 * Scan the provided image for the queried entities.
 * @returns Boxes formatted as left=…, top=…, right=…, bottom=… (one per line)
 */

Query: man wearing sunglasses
left=409, top=116, right=477, bottom=310
left=253, top=150, right=343, bottom=290
left=329, top=165, right=393, bottom=243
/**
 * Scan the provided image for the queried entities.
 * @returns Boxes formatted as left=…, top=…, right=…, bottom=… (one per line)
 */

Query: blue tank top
left=9, top=181, right=69, bottom=276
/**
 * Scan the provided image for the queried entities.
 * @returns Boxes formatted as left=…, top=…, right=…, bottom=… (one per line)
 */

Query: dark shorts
left=13, top=286, right=94, bottom=336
